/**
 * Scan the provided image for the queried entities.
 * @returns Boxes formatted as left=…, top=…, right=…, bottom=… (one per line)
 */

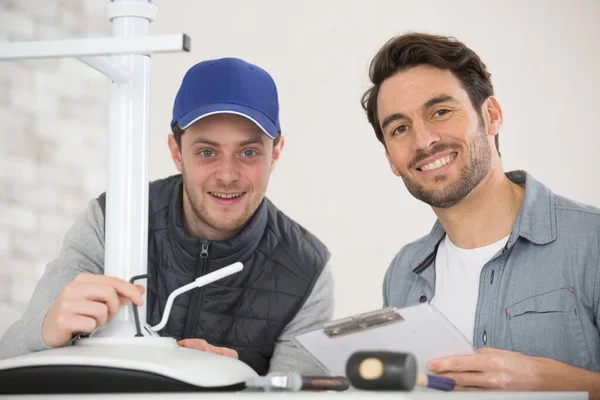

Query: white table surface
left=1, top=392, right=588, bottom=400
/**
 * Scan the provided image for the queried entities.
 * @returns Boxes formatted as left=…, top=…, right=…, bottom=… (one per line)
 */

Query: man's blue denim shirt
left=384, top=170, right=600, bottom=371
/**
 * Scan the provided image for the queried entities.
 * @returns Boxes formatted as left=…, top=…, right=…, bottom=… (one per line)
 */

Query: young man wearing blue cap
left=0, top=58, right=333, bottom=376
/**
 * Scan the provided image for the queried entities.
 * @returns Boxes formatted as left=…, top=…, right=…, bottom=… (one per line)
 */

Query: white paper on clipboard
left=293, top=303, right=475, bottom=376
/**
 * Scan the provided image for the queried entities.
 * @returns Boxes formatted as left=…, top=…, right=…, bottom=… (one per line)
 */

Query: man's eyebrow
left=190, top=138, right=266, bottom=148
left=381, top=112, right=408, bottom=131
left=422, top=94, right=457, bottom=110
left=238, top=139, right=265, bottom=147
left=380, top=95, right=459, bottom=132
left=191, top=139, right=220, bottom=147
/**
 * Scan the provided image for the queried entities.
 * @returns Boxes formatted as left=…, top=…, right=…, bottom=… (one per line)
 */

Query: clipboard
left=293, top=303, right=475, bottom=376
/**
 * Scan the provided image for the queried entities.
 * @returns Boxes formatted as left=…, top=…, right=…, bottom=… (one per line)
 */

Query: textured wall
left=0, top=0, right=109, bottom=337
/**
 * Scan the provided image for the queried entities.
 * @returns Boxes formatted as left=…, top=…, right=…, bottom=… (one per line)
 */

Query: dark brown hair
left=172, top=122, right=281, bottom=148
left=361, top=32, right=498, bottom=153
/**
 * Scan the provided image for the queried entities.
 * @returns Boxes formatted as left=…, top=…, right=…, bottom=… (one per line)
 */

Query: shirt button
left=419, top=295, right=427, bottom=303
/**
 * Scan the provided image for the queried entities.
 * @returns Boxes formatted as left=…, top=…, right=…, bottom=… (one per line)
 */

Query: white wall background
left=1, top=0, right=599, bottom=339
left=148, top=0, right=600, bottom=318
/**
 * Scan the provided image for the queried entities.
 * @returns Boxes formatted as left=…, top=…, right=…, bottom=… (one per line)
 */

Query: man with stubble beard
left=362, top=33, right=600, bottom=397
left=0, top=58, right=333, bottom=376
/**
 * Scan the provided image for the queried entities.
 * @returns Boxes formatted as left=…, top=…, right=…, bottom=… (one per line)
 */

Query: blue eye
left=200, top=149, right=214, bottom=157
left=242, top=149, right=256, bottom=157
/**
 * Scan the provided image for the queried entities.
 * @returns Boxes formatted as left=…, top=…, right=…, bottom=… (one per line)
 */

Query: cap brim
left=178, top=103, right=279, bottom=139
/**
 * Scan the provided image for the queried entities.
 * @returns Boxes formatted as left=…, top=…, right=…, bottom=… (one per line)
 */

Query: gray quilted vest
left=98, top=175, right=329, bottom=374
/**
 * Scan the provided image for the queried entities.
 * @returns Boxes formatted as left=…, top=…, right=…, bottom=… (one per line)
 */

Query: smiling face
left=168, top=113, right=283, bottom=240
left=377, top=65, right=498, bottom=208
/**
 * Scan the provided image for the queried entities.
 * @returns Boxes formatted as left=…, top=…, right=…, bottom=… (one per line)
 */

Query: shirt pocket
left=506, top=287, right=589, bottom=368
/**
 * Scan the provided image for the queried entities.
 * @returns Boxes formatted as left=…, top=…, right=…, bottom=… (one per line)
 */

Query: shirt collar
left=504, top=170, right=557, bottom=246
left=415, top=170, right=557, bottom=269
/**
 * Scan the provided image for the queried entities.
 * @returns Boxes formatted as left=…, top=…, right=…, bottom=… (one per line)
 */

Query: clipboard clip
left=323, top=307, right=404, bottom=338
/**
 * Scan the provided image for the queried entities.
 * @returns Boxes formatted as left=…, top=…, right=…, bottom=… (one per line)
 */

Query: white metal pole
left=103, top=0, right=155, bottom=331
left=0, top=35, right=189, bottom=60
left=0, top=0, right=189, bottom=338
left=79, top=56, right=131, bottom=83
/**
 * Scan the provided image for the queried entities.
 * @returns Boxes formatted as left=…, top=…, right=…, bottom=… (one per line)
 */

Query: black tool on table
left=346, top=351, right=455, bottom=391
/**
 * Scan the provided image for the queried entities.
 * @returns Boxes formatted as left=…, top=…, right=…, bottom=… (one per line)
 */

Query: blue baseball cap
left=171, top=57, right=281, bottom=139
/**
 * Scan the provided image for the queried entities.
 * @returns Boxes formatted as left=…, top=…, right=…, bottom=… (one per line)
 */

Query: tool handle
left=301, top=376, right=350, bottom=391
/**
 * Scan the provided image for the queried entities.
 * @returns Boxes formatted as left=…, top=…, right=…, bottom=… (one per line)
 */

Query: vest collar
left=168, top=176, right=269, bottom=268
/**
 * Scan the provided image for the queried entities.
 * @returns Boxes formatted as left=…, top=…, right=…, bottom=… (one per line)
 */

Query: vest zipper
left=184, top=240, right=210, bottom=338
left=200, top=242, right=209, bottom=258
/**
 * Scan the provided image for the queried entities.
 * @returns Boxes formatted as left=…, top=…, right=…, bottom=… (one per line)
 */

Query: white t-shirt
left=431, top=234, right=509, bottom=344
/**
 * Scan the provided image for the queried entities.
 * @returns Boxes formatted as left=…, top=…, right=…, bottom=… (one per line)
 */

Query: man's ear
left=385, top=148, right=401, bottom=176
left=483, top=96, right=503, bottom=137
left=168, top=134, right=183, bottom=173
left=270, top=135, right=285, bottom=172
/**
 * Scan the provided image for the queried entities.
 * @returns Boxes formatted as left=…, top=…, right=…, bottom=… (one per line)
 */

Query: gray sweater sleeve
left=0, top=199, right=336, bottom=373
left=267, top=262, right=334, bottom=375
left=0, top=200, right=105, bottom=359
